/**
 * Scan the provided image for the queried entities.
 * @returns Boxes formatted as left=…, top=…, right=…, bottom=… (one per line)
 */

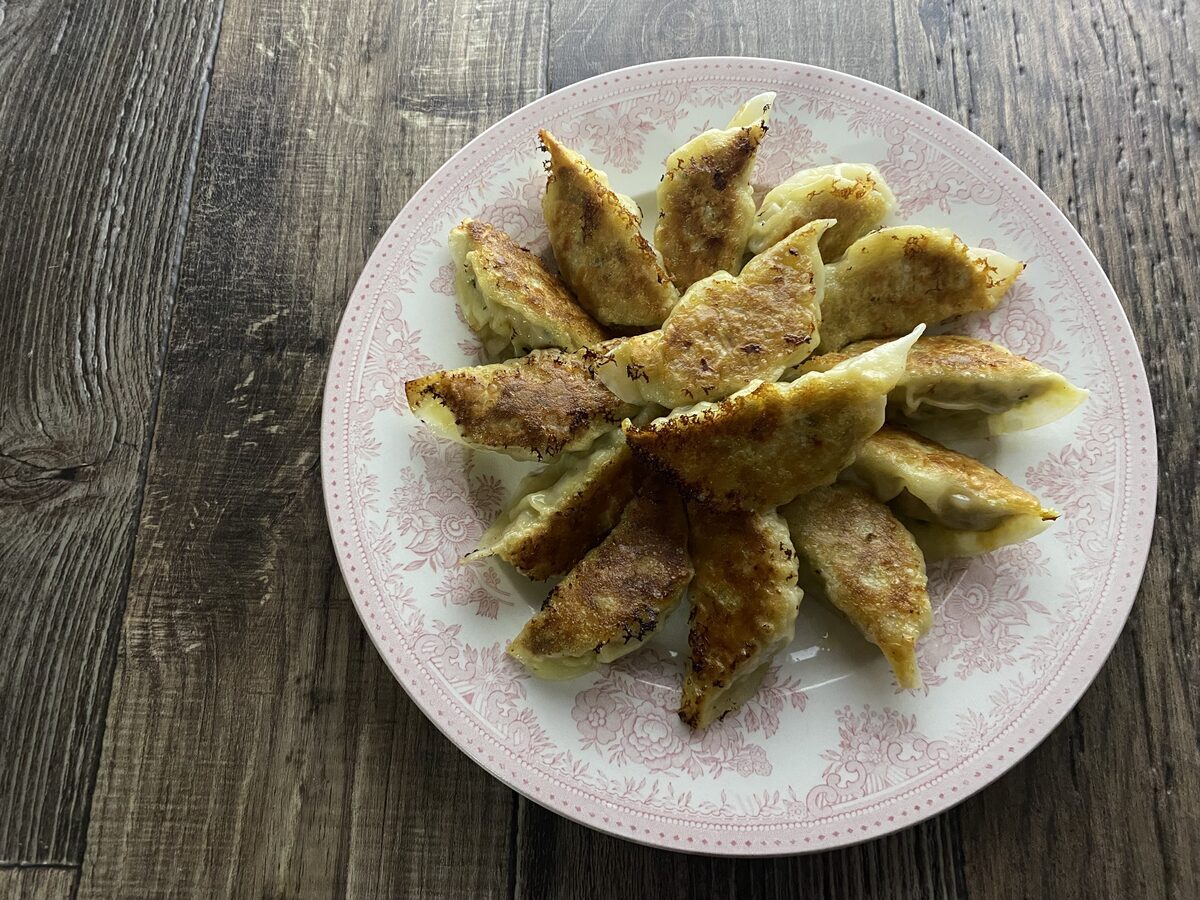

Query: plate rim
left=320, top=55, right=1158, bottom=856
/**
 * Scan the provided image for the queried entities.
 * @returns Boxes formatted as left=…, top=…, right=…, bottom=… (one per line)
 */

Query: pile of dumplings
left=404, top=93, right=1087, bottom=729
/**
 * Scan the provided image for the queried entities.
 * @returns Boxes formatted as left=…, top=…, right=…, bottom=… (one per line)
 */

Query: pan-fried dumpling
left=623, top=327, right=922, bottom=510
left=849, top=425, right=1058, bottom=559
left=405, top=347, right=640, bottom=461
left=540, top=130, right=679, bottom=328
left=818, top=226, right=1024, bottom=352
left=655, top=93, right=775, bottom=291
left=449, top=219, right=608, bottom=359
left=783, top=484, right=931, bottom=689
left=598, top=219, right=832, bottom=407
left=796, top=335, right=1088, bottom=436
left=679, top=505, right=802, bottom=729
left=508, top=479, right=692, bottom=679
left=468, top=428, right=637, bottom=579
left=749, top=163, right=897, bottom=260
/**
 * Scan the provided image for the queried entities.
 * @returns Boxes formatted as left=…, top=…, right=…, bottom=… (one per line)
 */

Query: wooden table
left=2, top=0, right=1197, bottom=896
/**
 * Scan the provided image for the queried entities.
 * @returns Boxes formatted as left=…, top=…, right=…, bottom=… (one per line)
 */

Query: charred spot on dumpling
left=625, top=362, right=649, bottom=383
left=655, top=96, right=772, bottom=292
left=540, top=130, right=679, bottom=329
left=598, top=220, right=831, bottom=408
left=679, top=506, right=801, bottom=729
left=405, top=349, right=639, bottom=461
left=622, top=330, right=921, bottom=511
left=818, top=226, right=1024, bottom=352
left=579, top=191, right=603, bottom=241
left=508, top=479, right=693, bottom=677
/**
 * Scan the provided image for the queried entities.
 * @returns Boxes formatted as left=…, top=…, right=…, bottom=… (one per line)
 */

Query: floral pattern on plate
left=322, top=58, right=1155, bottom=854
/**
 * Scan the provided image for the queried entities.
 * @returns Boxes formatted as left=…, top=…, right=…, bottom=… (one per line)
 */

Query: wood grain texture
left=1, top=0, right=1195, bottom=896
left=548, top=0, right=900, bottom=88
left=72, top=0, right=546, bottom=896
left=0, top=867, right=76, bottom=900
left=514, top=812, right=967, bottom=900
left=513, top=1, right=1200, bottom=897
left=0, top=0, right=223, bottom=865
left=910, top=3, right=1200, bottom=897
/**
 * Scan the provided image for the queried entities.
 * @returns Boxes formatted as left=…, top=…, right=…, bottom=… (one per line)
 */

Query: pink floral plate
left=321, top=58, right=1156, bottom=854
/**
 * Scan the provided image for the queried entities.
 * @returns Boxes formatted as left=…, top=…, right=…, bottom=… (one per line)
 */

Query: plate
left=321, top=58, right=1156, bottom=854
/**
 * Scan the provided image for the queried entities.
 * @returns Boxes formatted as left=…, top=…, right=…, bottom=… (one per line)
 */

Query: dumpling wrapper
left=449, top=219, right=608, bottom=360
left=508, top=479, right=692, bottom=679
left=405, top=347, right=640, bottom=461
left=598, top=219, right=832, bottom=407
left=655, top=92, right=775, bottom=291
left=783, top=483, right=931, bottom=690
left=849, top=425, right=1058, bottom=559
left=540, top=130, right=679, bottom=328
left=749, top=163, right=897, bottom=260
left=680, top=505, right=802, bottom=729
left=818, top=226, right=1024, bottom=352
left=467, top=428, right=637, bottom=580
left=623, top=326, right=923, bottom=511
left=796, top=335, right=1088, bottom=437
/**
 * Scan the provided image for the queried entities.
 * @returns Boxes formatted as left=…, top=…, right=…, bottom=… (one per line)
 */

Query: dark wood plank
left=548, top=0, right=900, bottom=89
left=0, top=0, right=222, bottom=865
left=344, top=657, right=515, bottom=898
left=0, top=867, right=76, bottom=900
left=515, top=813, right=967, bottom=900
left=74, top=0, right=547, bottom=895
left=928, top=1, right=1200, bottom=897
left=516, top=1, right=1200, bottom=897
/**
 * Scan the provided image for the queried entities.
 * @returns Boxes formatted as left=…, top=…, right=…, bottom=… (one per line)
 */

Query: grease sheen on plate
left=322, top=58, right=1155, bottom=854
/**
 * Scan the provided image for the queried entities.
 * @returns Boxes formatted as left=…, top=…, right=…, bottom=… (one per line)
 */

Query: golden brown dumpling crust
left=819, top=226, right=1024, bottom=351
left=453, top=219, right=609, bottom=350
left=856, top=425, right=1051, bottom=527
left=622, top=330, right=920, bottom=510
left=797, top=334, right=1086, bottom=436
left=801, top=334, right=1042, bottom=381
left=851, top=425, right=1058, bottom=558
left=792, top=178, right=885, bottom=260
left=404, top=349, right=639, bottom=460
left=749, top=163, right=896, bottom=260
left=680, top=506, right=801, bottom=729
left=624, top=378, right=875, bottom=510
left=540, top=131, right=679, bottom=328
left=510, top=480, right=692, bottom=666
left=599, top=219, right=829, bottom=407
left=655, top=122, right=767, bottom=291
left=492, top=446, right=638, bottom=580
left=783, top=484, right=931, bottom=689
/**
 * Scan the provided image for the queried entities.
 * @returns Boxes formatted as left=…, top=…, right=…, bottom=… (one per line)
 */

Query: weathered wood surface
left=0, top=868, right=77, bottom=900
left=70, top=0, right=544, bottom=896
left=0, top=0, right=1196, bottom=897
left=0, top=0, right=225, bottom=866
